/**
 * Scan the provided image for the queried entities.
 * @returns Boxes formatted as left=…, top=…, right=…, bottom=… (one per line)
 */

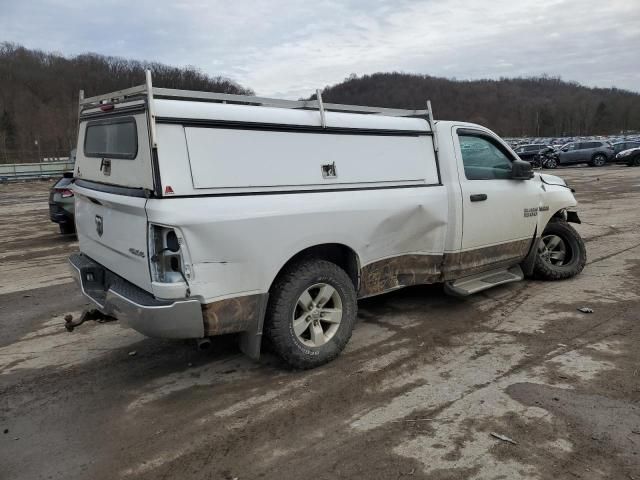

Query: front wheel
left=544, top=157, right=558, bottom=169
left=534, top=221, right=586, bottom=280
left=264, top=259, right=357, bottom=369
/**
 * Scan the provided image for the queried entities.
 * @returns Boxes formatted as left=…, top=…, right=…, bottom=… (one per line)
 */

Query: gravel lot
left=1, top=167, right=639, bottom=480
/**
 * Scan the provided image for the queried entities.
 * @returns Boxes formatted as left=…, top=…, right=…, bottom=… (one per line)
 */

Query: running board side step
left=444, top=265, right=524, bottom=297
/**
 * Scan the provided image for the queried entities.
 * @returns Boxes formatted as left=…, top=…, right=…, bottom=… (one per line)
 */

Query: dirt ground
left=1, top=166, right=639, bottom=480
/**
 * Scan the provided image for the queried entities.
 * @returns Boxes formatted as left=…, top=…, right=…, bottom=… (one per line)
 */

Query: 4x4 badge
left=95, top=215, right=104, bottom=237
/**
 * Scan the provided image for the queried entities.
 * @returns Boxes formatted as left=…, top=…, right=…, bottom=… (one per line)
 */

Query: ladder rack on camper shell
left=78, top=70, right=437, bottom=150
left=79, top=71, right=430, bottom=118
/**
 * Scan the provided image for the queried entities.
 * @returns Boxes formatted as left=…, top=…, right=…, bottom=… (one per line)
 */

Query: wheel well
left=270, top=244, right=360, bottom=291
left=550, top=208, right=580, bottom=224
left=551, top=209, right=566, bottom=222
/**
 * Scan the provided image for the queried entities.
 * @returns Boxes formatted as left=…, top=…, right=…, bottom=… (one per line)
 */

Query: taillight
left=99, top=103, right=114, bottom=111
left=56, top=188, right=74, bottom=198
left=149, top=225, right=193, bottom=285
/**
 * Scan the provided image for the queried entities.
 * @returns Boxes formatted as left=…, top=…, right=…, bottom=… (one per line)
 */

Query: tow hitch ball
left=64, top=309, right=114, bottom=332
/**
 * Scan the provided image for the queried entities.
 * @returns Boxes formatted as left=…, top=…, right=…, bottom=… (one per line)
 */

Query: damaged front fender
left=566, top=210, right=581, bottom=224
left=551, top=208, right=582, bottom=225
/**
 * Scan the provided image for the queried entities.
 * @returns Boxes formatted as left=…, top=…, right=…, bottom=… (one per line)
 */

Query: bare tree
left=0, top=42, right=253, bottom=163
left=313, top=72, right=640, bottom=137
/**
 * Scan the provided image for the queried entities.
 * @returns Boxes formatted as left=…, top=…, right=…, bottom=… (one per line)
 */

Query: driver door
left=451, top=127, right=540, bottom=274
left=558, top=142, right=579, bottom=164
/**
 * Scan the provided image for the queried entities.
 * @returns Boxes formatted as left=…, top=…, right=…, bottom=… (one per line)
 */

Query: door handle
left=470, top=194, right=487, bottom=202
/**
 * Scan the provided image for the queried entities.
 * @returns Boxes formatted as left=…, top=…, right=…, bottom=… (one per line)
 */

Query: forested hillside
left=0, top=43, right=253, bottom=163
left=312, top=73, right=640, bottom=137
left=2, top=43, right=639, bottom=164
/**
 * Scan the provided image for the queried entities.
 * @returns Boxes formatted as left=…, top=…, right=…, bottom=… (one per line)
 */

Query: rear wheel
left=264, top=259, right=357, bottom=369
left=591, top=154, right=606, bottom=167
left=534, top=221, right=586, bottom=280
left=632, top=156, right=640, bottom=167
left=59, top=223, right=75, bottom=235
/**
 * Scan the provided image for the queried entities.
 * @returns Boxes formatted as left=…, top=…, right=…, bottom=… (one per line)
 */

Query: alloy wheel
left=292, top=283, right=343, bottom=347
left=538, top=234, right=571, bottom=266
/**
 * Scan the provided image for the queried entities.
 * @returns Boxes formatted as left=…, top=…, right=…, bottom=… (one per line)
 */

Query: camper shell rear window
left=84, top=117, right=138, bottom=160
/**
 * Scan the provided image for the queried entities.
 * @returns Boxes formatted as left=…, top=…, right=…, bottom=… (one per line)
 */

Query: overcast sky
left=1, top=0, right=638, bottom=97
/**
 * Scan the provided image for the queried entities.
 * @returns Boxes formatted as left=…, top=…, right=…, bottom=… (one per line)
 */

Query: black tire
left=59, top=222, right=75, bottom=235
left=264, top=259, right=357, bottom=369
left=631, top=156, right=640, bottom=167
left=534, top=221, right=586, bottom=280
left=544, top=157, right=558, bottom=169
left=591, top=154, right=607, bottom=167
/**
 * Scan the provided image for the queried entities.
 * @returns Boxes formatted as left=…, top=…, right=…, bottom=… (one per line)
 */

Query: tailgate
left=74, top=184, right=151, bottom=291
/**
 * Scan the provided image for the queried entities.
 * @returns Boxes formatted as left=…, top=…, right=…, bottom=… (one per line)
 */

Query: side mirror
left=561, top=147, right=568, bottom=152
left=512, top=159, right=534, bottom=180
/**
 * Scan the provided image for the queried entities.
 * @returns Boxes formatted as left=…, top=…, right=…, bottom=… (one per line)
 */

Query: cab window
left=458, top=134, right=513, bottom=180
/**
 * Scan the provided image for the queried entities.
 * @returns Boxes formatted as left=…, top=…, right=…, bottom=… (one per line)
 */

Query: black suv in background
left=49, top=172, right=75, bottom=234
left=550, top=141, right=614, bottom=168
left=514, top=144, right=553, bottom=163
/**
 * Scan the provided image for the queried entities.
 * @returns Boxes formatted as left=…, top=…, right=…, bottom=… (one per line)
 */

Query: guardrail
left=0, top=161, right=75, bottom=181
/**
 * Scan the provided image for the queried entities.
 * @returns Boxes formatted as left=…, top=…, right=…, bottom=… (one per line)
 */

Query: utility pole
left=34, top=138, right=41, bottom=162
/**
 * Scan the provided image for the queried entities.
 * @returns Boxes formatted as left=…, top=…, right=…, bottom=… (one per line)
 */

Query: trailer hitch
left=64, top=309, right=115, bottom=332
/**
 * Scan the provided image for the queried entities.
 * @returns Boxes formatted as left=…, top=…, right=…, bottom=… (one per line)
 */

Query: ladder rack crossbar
left=80, top=84, right=148, bottom=106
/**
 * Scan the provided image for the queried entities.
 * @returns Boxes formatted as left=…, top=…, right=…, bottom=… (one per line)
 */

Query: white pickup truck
left=69, top=71, right=586, bottom=368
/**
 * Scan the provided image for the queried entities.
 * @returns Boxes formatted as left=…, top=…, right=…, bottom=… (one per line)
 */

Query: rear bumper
left=49, top=203, right=73, bottom=224
left=69, top=253, right=205, bottom=339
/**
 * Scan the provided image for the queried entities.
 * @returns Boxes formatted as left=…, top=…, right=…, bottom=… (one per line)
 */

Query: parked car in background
left=612, top=141, right=640, bottom=155
left=514, top=144, right=553, bottom=163
left=49, top=172, right=75, bottom=234
left=616, top=147, right=640, bottom=167
left=548, top=141, right=614, bottom=168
